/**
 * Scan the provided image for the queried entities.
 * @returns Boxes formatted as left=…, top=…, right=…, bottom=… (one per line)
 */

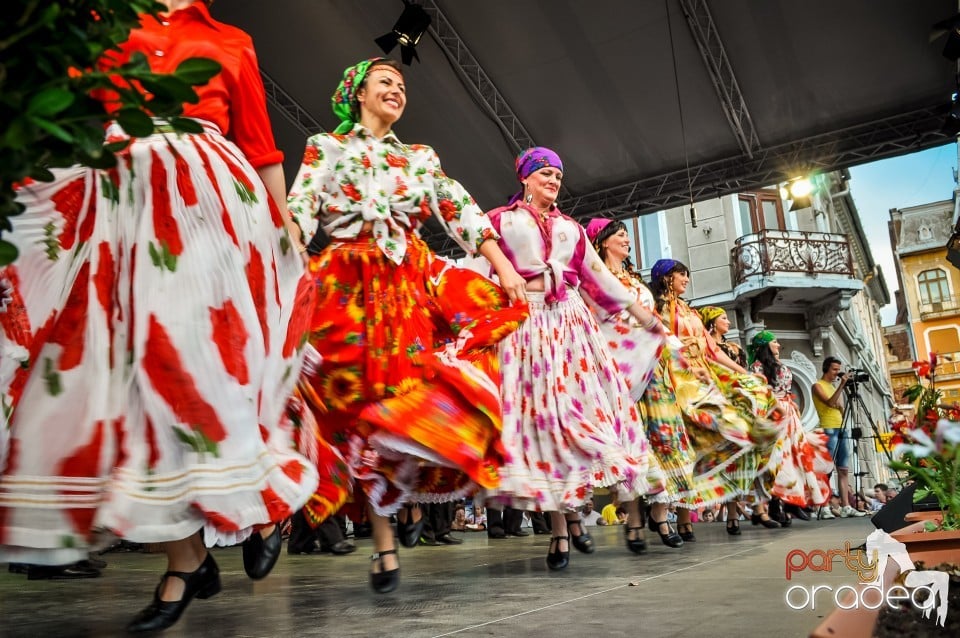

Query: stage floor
left=0, top=516, right=878, bottom=638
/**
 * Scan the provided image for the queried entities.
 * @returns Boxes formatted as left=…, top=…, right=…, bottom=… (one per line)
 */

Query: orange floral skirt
left=298, top=233, right=527, bottom=523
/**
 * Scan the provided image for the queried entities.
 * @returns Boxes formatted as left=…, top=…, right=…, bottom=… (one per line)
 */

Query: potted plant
left=0, top=0, right=220, bottom=265
left=888, top=353, right=960, bottom=541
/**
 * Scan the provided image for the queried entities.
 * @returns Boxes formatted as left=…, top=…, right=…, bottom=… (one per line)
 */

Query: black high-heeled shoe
left=127, top=553, right=221, bottom=633
left=625, top=526, right=647, bottom=554
left=566, top=519, right=595, bottom=554
left=726, top=519, right=741, bottom=535
left=396, top=504, right=425, bottom=548
left=648, top=516, right=684, bottom=548
left=750, top=512, right=782, bottom=529
left=677, top=522, right=696, bottom=542
left=369, top=549, right=400, bottom=593
left=242, top=524, right=282, bottom=580
left=546, top=535, right=570, bottom=570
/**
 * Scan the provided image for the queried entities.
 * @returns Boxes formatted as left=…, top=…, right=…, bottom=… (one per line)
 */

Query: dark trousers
left=288, top=509, right=347, bottom=552
left=488, top=507, right=525, bottom=534
left=420, top=502, right=454, bottom=541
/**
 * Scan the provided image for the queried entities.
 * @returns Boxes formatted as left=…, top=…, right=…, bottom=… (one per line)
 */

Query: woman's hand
left=478, top=239, right=526, bottom=304
left=628, top=304, right=664, bottom=336
left=691, top=367, right=711, bottom=383
left=495, top=264, right=527, bottom=305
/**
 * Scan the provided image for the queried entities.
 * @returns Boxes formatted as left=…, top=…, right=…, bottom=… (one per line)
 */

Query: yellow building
left=888, top=200, right=960, bottom=410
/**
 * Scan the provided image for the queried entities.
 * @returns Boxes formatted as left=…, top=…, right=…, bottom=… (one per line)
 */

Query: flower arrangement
left=888, top=352, right=960, bottom=530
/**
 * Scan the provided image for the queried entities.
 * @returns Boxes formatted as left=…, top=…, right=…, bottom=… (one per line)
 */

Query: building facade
left=887, top=200, right=960, bottom=419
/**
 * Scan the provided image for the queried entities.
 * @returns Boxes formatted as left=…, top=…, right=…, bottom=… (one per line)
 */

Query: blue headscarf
left=651, top=259, right=681, bottom=283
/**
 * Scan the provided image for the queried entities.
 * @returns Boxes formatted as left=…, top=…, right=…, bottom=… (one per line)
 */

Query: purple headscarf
left=507, top=146, right=564, bottom=204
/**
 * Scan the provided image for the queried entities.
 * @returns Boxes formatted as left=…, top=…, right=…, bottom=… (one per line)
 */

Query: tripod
left=835, top=381, right=892, bottom=511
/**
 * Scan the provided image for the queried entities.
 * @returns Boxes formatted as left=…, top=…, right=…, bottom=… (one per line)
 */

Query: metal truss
left=261, top=70, right=325, bottom=136
left=561, top=103, right=951, bottom=221
left=423, top=103, right=950, bottom=256
left=421, top=0, right=535, bottom=155
left=679, top=0, right=760, bottom=158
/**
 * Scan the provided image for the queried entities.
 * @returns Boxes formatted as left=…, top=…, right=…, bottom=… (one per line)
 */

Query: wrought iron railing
left=732, top=229, right=854, bottom=285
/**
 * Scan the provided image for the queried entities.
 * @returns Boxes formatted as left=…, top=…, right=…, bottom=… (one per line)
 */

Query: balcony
left=919, top=295, right=960, bottom=321
left=731, top=229, right=862, bottom=308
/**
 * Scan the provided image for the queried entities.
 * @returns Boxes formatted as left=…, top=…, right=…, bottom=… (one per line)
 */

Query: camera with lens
left=843, top=368, right=870, bottom=384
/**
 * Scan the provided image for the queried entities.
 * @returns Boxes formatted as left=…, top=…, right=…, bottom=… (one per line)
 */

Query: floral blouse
left=486, top=203, right=633, bottom=316
left=751, top=360, right=792, bottom=398
left=287, top=123, right=498, bottom=264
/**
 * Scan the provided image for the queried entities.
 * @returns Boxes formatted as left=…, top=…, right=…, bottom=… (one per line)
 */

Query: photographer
left=811, top=357, right=867, bottom=519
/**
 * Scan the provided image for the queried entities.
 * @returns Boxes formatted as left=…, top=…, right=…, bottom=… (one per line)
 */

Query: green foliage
left=0, top=0, right=221, bottom=265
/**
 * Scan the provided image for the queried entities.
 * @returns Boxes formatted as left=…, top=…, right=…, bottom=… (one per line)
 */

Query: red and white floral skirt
left=0, top=122, right=318, bottom=565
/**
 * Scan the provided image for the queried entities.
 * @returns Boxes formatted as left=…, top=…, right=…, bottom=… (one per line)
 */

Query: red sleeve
left=228, top=43, right=283, bottom=169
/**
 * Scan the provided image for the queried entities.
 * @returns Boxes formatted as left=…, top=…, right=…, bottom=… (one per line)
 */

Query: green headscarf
left=747, top=330, right=777, bottom=364
left=330, top=57, right=387, bottom=134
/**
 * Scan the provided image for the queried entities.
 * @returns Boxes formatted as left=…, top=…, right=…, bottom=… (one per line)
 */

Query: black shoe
left=726, top=519, right=741, bottom=536
left=677, top=523, right=696, bottom=542
left=507, top=529, right=530, bottom=537
left=26, top=563, right=101, bottom=580
left=127, top=553, right=220, bottom=633
left=80, top=556, right=107, bottom=570
left=625, top=526, right=647, bottom=554
left=566, top=519, right=595, bottom=554
left=326, top=540, right=357, bottom=555
left=750, top=513, right=782, bottom=529
left=242, top=524, right=282, bottom=580
left=396, top=505, right=425, bottom=548
left=648, top=518, right=684, bottom=548
left=533, top=529, right=551, bottom=535
left=369, top=549, right=399, bottom=593
left=287, top=541, right=318, bottom=555
left=546, top=536, right=570, bottom=571
left=8, top=563, right=28, bottom=575
left=437, top=533, right=464, bottom=545
left=418, top=535, right=441, bottom=546
left=487, top=527, right=507, bottom=539
left=785, top=503, right=811, bottom=521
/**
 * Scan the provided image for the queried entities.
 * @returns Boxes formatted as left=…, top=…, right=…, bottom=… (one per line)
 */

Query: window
left=738, top=190, right=786, bottom=233
left=918, top=268, right=950, bottom=305
left=630, top=211, right=667, bottom=269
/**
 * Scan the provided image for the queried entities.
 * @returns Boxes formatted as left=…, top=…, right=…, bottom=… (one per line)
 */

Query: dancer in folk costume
left=747, top=331, right=833, bottom=512
left=586, top=219, right=731, bottom=549
left=0, top=1, right=318, bottom=631
left=286, top=58, right=528, bottom=593
left=481, top=147, right=667, bottom=571
left=649, top=261, right=785, bottom=536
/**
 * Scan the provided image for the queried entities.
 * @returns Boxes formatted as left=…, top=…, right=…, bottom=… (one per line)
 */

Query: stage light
left=933, top=14, right=960, bottom=61
left=943, top=102, right=960, bottom=137
left=781, top=177, right=813, bottom=211
left=788, top=195, right=812, bottom=212
left=788, top=178, right=813, bottom=199
left=375, top=1, right=431, bottom=65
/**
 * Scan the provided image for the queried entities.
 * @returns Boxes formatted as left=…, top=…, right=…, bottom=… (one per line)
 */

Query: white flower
left=936, top=417, right=960, bottom=446
left=894, top=427, right=936, bottom=459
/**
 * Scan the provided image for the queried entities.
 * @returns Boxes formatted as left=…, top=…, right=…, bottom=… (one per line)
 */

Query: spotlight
left=947, top=230, right=960, bottom=269
left=375, top=1, right=431, bottom=65
left=943, top=102, right=960, bottom=137
left=788, top=178, right=813, bottom=199
left=933, top=14, right=960, bottom=61
left=781, top=177, right=813, bottom=211
left=788, top=195, right=812, bottom=212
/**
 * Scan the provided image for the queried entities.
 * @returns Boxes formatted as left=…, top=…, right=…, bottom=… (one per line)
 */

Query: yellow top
left=601, top=503, right=619, bottom=525
left=813, top=379, right=842, bottom=429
